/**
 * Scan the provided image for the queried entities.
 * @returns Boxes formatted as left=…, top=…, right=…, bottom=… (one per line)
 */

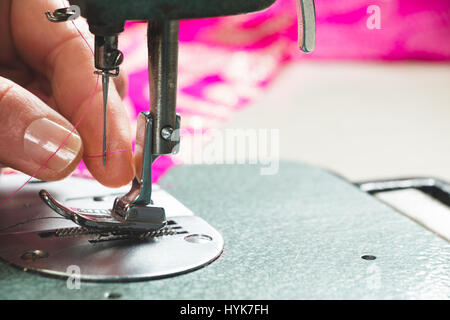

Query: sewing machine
left=1, top=0, right=449, bottom=299
left=0, top=0, right=314, bottom=282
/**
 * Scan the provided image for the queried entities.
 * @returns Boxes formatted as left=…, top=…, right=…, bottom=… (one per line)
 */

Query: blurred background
left=74, top=0, right=450, bottom=182
left=222, top=0, right=450, bottom=182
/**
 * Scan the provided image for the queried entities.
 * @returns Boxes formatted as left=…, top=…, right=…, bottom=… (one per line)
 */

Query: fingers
left=10, top=0, right=128, bottom=98
left=0, top=76, right=83, bottom=181
left=11, top=0, right=133, bottom=187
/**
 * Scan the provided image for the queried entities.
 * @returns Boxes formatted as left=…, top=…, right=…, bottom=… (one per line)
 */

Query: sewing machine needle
left=102, top=74, right=109, bottom=167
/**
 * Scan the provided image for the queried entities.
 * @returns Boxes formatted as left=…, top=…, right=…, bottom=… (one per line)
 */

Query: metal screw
left=21, top=250, right=49, bottom=261
left=107, top=49, right=124, bottom=67
left=184, top=234, right=213, bottom=244
left=161, top=126, right=174, bottom=141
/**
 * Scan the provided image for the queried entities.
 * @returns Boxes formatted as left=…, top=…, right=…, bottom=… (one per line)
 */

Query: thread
left=0, top=17, right=98, bottom=207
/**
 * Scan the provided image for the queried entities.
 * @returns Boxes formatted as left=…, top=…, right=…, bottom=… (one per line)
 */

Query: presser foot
left=39, top=190, right=167, bottom=233
left=35, top=110, right=177, bottom=234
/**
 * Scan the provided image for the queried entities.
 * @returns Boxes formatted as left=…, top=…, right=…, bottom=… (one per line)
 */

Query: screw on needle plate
left=21, top=250, right=49, bottom=261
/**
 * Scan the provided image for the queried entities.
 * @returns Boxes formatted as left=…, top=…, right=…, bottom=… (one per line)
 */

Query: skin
left=0, top=0, right=135, bottom=187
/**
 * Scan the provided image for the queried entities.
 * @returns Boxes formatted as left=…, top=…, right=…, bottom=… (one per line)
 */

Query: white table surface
left=224, top=62, right=450, bottom=182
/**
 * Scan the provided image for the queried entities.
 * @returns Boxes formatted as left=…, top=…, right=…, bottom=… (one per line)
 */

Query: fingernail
left=24, top=118, right=82, bottom=172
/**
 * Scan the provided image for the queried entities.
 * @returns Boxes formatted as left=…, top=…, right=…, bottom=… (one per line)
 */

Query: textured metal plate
left=0, top=176, right=223, bottom=281
left=0, top=163, right=449, bottom=299
left=0, top=216, right=223, bottom=281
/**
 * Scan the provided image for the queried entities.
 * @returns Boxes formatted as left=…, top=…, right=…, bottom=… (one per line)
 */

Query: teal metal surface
left=0, top=162, right=449, bottom=299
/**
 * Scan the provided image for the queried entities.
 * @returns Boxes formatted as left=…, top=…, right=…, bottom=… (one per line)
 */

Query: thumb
left=0, top=76, right=83, bottom=181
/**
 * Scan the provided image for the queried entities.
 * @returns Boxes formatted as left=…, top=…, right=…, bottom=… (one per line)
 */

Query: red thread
left=0, top=78, right=99, bottom=207
left=0, top=18, right=98, bottom=207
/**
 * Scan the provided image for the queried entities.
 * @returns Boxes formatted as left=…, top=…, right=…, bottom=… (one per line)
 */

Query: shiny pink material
left=74, top=0, right=449, bottom=182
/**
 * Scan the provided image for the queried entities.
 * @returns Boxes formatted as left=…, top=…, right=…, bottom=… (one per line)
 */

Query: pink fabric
left=177, top=0, right=450, bottom=60
left=69, top=0, right=449, bottom=182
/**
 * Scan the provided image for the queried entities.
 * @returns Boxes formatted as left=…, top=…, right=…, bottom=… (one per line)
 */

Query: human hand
left=0, top=0, right=135, bottom=187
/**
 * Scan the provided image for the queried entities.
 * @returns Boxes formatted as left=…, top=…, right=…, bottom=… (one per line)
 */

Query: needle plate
left=0, top=175, right=223, bottom=282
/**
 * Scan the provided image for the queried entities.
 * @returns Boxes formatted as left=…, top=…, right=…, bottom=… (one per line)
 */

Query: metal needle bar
left=148, top=20, right=179, bottom=155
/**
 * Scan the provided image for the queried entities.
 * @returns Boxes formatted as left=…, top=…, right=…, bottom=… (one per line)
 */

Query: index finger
left=11, top=0, right=135, bottom=187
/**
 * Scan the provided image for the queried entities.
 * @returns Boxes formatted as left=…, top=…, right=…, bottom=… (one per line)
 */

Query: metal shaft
left=147, top=20, right=179, bottom=155
left=94, top=35, right=123, bottom=167
left=102, top=74, right=109, bottom=166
